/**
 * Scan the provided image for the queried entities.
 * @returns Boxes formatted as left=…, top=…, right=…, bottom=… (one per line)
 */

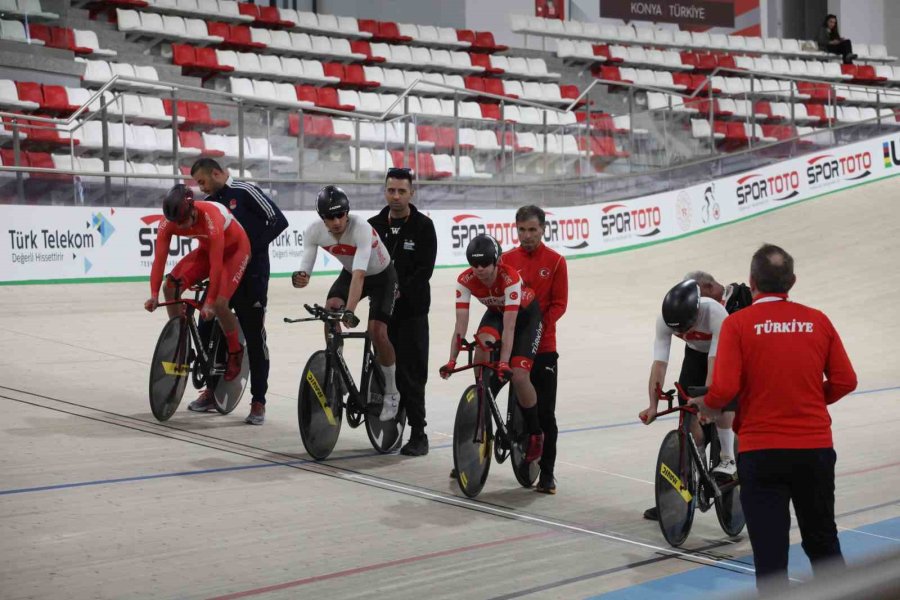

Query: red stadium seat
left=468, top=53, right=503, bottom=75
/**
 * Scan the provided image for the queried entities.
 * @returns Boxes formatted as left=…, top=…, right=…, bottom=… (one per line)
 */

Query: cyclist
left=291, top=185, right=401, bottom=422
left=439, top=234, right=544, bottom=464
left=144, top=184, right=250, bottom=382
left=639, top=277, right=735, bottom=520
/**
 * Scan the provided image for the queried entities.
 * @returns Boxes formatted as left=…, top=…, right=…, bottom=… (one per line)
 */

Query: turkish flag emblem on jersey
left=229, top=199, right=237, bottom=210
left=510, top=291, right=519, bottom=300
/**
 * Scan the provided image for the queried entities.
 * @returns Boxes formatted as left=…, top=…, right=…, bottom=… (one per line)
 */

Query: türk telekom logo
left=736, top=169, right=801, bottom=209
left=450, top=214, right=591, bottom=251
left=139, top=214, right=196, bottom=258
left=806, top=151, right=872, bottom=188
left=600, top=204, right=662, bottom=240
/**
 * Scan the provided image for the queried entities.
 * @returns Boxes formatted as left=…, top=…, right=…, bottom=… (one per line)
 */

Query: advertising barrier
left=2, top=134, right=897, bottom=285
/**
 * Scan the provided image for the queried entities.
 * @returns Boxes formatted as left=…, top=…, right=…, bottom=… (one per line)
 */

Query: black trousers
left=738, top=448, right=844, bottom=592
left=388, top=314, right=429, bottom=434
left=825, top=39, right=854, bottom=62
left=200, top=264, right=270, bottom=403
left=531, top=352, right=559, bottom=475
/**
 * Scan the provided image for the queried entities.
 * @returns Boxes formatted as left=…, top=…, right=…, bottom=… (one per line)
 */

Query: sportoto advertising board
left=2, top=133, right=897, bottom=284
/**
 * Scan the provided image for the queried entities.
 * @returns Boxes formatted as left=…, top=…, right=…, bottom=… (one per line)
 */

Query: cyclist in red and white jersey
left=439, top=234, right=544, bottom=463
left=291, top=185, right=401, bottom=422
left=144, top=184, right=250, bottom=383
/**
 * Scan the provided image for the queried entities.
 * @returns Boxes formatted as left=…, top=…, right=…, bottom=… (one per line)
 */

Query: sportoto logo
left=736, top=170, right=800, bottom=209
left=806, top=152, right=872, bottom=188
left=139, top=214, right=196, bottom=259
left=450, top=213, right=591, bottom=252
left=600, top=204, right=662, bottom=240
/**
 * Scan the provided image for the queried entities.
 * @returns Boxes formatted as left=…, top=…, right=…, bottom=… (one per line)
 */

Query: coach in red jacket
left=503, top=205, right=568, bottom=494
left=696, top=243, right=857, bottom=592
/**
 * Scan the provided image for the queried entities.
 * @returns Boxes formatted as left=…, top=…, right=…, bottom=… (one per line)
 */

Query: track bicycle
left=443, top=337, right=539, bottom=498
left=148, top=280, right=249, bottom=422
left=285, top=303, right=406, bottom=460
left=648, top=382, right=745, bottom=547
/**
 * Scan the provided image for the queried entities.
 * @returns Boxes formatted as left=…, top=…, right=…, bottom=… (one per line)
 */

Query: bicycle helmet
left=466, top=234, right=502, bottom=267
left=162, top=184, right=194, bottom=223
left=662, top=279, right=701, bottom=333
left=316, top=185, right=350, bottom=219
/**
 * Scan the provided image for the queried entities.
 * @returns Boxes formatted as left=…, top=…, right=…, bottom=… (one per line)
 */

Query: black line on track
left=1, top=384, right=753, bottom=573
left=486, top=540, right=737, bottom=600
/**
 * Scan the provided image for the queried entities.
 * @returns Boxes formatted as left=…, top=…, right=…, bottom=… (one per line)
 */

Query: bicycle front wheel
left=363, top=360, right=406, bottom=454
left=453, top=384, right=493, bottom=498
left=297, top=350, right=343, bottom=460
left=509, top=391, right=539, bottom=488
left=655, top=429, right=698, bottom=547
left=148, top=315, right=191, bottom=422
left=710, top=430, right=745, bottom=537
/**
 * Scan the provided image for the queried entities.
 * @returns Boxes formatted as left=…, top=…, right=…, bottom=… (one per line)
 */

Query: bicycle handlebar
left=284, top=303, right=349, bottom=324
left=157, top=279, right=208, bottom=311
left=648, top=383, right=710, bottom=419
left=441, top=336, right=502, bottom=377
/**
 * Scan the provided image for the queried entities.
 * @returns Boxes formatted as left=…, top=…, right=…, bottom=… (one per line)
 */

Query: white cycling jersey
left=653, top=296, right=728, bottom=361
left=298, top=213, right=391, bottom=276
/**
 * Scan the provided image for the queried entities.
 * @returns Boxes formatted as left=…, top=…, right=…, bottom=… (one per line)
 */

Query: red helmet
left=163, top=184, right=194, bottom=223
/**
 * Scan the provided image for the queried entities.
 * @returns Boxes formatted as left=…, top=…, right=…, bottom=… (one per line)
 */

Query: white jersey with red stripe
left=653, top=296, right=728, bottom=361
left=298, top=213, right=391, bottom=276
left=455, top=263, right=534, bottom=313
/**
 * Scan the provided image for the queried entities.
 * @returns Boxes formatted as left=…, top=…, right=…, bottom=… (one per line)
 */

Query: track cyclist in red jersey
left=440, top=234, right=545, bottom=463
left=144, top=184, right=250, bottom=382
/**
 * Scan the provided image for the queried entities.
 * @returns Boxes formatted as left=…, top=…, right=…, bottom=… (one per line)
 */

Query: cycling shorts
left=166, top=241, right=250, bottom=303
left=327, top=264, right=398, bottom=324
left=476, top=301, right=543, bottom=372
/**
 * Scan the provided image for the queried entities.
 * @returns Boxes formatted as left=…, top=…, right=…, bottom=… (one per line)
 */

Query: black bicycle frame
left=325, top=321, right=375, bottom=410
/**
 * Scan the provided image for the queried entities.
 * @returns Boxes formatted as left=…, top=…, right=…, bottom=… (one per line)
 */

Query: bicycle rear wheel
left=208, top=321, right=249, bottom=415
left=297, top=350, right=343, bottom=460
left=509, top=391, right=539, bottom=488
left=363, top=360, right=406, bottom=454
left=149, top=316, right=192, bottom=422
left=453, top=384, right=493, bottom=498
left=655, top=429, right=698, bottom=547
left=710, top=430, right=745, bottom=537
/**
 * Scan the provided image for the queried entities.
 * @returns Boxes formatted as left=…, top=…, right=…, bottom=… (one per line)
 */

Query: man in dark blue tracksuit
left=189, top=158, right=288, bottom=424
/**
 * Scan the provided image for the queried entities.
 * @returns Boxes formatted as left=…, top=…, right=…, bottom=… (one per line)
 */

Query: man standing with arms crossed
left=368, top=168, right=437, bottom=456
left=189, top=159, right=288, bottom=425
left=692, top=244, right=857, bottom=593
left=503, top=205, right=568, bottom=494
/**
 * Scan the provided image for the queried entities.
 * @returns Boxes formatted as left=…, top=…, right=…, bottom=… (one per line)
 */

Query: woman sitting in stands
left=818, top=14, right=857, bottom=64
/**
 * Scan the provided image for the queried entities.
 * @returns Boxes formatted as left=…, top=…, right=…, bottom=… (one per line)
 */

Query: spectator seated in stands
left=818, top=14, right=856, bottom=65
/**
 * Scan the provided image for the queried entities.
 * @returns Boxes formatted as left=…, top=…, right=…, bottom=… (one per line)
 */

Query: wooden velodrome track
left=1, top=177, right=898, bottom=599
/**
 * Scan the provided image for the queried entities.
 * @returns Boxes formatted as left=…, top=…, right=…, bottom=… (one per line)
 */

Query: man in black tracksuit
left=190, top=158, right=288, bottom=425
left=368, top=168, right=437, bottom=455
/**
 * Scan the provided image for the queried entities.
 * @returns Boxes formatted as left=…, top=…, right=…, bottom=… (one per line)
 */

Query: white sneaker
left=712, top=457, right=737, bottom=478
left=378, top=392, right=400, bottom=422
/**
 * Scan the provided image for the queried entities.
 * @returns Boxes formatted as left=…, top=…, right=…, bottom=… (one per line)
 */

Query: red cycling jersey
left=503, top=243, right=568, bottom=353
left=150, top=200, right=250, bottom=303
left=455, top=262, right=535, bottom=313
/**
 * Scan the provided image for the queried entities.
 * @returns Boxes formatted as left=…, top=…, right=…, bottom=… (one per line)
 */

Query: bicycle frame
left=286, top=304, right=377, bottom=416
left=158, top=282, right=222, bottom=383
left=654, top=383, right=735, bottom=507
left=444, top=338, right=512, bottom=454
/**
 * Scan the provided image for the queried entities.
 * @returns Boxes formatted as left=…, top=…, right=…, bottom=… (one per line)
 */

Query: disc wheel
left=297, top=350, right=343, bottom=460
left=453, top=384, right=493, bottom=498
left=655, top=429, right=698, bottom=547
left=509, top=392, right=539, bottom=488
left=210, top=321, right=249, bottom=415
left=710, top=430, right=745, bottom=537
left=363, top=360, right=406, bottom=454
left=148, top=316, right=192, bottom=422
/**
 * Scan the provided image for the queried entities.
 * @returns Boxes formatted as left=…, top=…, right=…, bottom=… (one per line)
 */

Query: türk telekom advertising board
left=2, top=132, right=898, bottom=284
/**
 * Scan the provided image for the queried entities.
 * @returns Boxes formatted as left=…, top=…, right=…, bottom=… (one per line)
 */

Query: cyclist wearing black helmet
left=292, top=185, right=402, bottom=421
left=439, top=234, right=545, bottom=464
left=145, top=184, right=251, bottom=383
left=638, top=275, right=733, bottom=521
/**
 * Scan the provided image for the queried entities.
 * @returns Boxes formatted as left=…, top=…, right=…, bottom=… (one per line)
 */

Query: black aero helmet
left=316, top=185, right=350, bottom=219
left=466, top=234, right=501, bottom=267
left=662, top=279, right=701, bottom=333
left=163, top=184, right=194, bottom=223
